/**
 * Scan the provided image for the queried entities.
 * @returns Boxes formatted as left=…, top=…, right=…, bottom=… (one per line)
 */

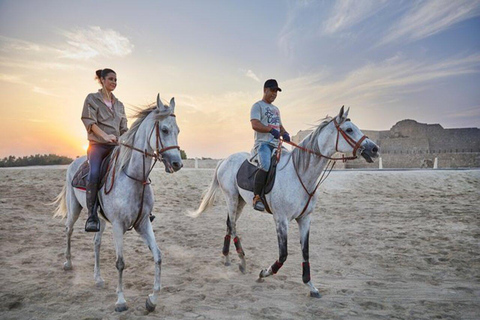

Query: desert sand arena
left=0, top=166, right=479, bottom=319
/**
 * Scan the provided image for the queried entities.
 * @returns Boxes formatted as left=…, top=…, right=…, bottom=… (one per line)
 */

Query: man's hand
left=269, top=128, right=281, bottom=139
left=282, top=132, right=291, bottom=142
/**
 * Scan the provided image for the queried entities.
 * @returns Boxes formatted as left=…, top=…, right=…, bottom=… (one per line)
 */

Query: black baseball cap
left=264, top=79, right=282, bottom=92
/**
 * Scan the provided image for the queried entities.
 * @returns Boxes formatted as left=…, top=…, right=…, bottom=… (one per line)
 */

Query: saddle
left=236, top=153, right=279, bottom=214
left=71, top=149, right=117, bottom=190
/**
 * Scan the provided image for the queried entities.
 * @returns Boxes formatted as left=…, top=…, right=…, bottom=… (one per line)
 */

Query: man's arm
left=251, top=119, right=273, bottom=133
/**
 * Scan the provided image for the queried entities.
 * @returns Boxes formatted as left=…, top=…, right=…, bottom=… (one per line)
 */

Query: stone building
left=292, top=119, right=480, bottom=169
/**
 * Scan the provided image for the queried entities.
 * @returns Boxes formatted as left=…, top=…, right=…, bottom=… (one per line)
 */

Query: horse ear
left=336, top=105, right=345, bottom=123
left=156, top=93, right=162, bottom=110
left=343, top=106, right=350, bottom=119
left=169, top=97, right=175, bottom=112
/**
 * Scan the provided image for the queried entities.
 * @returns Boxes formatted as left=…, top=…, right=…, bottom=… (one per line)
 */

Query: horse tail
left=190, top=160, right=223, bottom=217
left=52, top=184, right=68, bottom=219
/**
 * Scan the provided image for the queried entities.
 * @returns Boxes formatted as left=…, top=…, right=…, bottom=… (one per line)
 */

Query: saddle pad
left=71, top=149, right=116, bottom=190
left=236, top=155, right=277, bottom=195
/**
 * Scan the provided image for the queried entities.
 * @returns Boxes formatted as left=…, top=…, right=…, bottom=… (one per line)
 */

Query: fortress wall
left=343, top=152, right=480, bottom=169
left=182, top=159, right=220, bottom=169
left=429, top=128, right=480, bottom=151
left=378, top=137, right=430, bottom=152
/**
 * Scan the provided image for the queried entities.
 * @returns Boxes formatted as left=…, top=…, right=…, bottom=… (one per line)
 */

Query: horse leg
left=259, top=217, right=288, bottom=280
left=298, top=214, right=321, bottom=298
left=223, top=197, right=246, bottom=268
left=135, top=220, right=162, bottom=313
left=223, top=215, right=232, bottom=266
left=93, top=219, right=106, bottom=288
left=63, top=188, right=82, bottom=271
left=112, top=224, right=128, bottom=312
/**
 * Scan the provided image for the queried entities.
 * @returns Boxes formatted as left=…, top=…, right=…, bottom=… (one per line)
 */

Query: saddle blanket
left=71, top=149, right=117, bottom=190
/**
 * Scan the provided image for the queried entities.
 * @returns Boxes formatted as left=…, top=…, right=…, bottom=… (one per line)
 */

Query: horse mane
left=116, top=103, right=168, bottom=171
left=292, top=116, right=333, bottom=170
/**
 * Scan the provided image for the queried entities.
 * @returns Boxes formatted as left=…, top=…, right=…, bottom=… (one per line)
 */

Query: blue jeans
left=257, top=143, right=275, bottom=171
left=87, top=143, right=115, bottom=184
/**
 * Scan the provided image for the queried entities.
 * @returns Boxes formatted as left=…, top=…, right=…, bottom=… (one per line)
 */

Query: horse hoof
left=256, top=277, right=265, bottom=283
left=310, top=291, right=321, bottom=298
left=63, top=262, right=72, bottom=271
left=145, top=297, right=156, bottom=312
left=95, top=280, right=105, bottom=288
left=115, top=303, right=128, bottom=312
left=238, top=264, right=246, bottom=274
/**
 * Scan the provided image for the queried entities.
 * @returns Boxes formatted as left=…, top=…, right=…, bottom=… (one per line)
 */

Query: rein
left=104, top=114, right=180, bottom=230
left=275, top=119, right=367, bottom=219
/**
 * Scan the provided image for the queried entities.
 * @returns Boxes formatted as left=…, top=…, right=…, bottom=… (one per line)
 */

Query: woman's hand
left=104, top=134, right=117, bottom=143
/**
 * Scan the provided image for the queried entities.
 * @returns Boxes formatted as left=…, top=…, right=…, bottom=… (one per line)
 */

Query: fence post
left=433, top=157, right=438, bottom=169
left=379, top=157, right=383, bottom=169
left=195, top=157, right=199, bottom=169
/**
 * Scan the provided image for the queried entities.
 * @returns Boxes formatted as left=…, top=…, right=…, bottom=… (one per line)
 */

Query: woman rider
left=81, top=68, right=128, bottom=232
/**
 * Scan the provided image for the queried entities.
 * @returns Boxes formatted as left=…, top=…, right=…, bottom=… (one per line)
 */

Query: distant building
left=292, top=119, right=480, bottom=168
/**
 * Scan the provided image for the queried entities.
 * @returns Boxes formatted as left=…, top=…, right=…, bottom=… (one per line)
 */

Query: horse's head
left=147, top=94, right=183, bottom=173
left=329, top=106, right=379, bottom=163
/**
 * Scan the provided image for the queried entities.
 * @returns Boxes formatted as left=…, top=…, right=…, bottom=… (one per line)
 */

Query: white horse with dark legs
left=53, top=95, right=182, bottom=312
left=194, top=106, right=379, bottom=297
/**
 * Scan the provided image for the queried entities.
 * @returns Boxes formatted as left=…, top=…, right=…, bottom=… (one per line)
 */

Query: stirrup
left=85, top=217, right=100, bottom=232
left=253, top=195, right=265, bottom=212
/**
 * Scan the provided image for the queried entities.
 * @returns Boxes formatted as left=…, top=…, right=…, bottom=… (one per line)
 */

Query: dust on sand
left=0, top=167, right=479, bottom=319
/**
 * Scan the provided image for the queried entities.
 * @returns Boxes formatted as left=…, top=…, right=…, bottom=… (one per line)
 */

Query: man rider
left=250, top=79, right=290, bottom=211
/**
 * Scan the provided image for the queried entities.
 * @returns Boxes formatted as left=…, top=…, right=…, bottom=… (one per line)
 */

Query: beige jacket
left=81, top=90, right=128, bottom=145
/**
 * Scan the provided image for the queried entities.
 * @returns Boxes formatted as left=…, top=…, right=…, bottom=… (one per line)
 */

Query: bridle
left=121, top=114, right=180, bottom=161
left=104, top=114, right=180, bottom=230
left=283, top=118, right=367, bottom=162
left=333, top=118, right=367, bottom=159
left=277, top=118, right=368, bottom=219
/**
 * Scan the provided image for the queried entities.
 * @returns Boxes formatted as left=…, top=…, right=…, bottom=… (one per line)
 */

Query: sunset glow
left=1, top=1, right=479, bottom=159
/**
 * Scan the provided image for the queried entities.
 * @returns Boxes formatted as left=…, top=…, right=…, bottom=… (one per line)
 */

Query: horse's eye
left=346, top=128, right=353, bottom=133
left=162, top=128, right=169, bottom=134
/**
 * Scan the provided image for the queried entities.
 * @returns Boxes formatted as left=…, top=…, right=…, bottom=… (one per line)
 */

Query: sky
left=0, top=0, right=479, bottom=159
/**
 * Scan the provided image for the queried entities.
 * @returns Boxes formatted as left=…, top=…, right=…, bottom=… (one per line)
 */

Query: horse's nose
left=172, top=161, right=183, bottom=171
left=372, top=146, right=379, bottom=154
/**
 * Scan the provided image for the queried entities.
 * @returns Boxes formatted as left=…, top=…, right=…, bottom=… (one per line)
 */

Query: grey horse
left=193, top=106, right=378, bottom=297
left=53, top=94, right=182, bottom=312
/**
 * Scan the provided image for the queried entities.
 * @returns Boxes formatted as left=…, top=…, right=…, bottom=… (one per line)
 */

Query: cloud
left=32, top=86, right=60, bottom=97
left=58, top=26, right=134, bottom=60
left=444, top=105, right=480, bottom=119
left=0, top=73, right=30, bottom=85
left=323, top=0, right=388, bottom=34
left=0, top=74, right=60, bottom=96
left=245, top=70, right=260, bottom=82
left=379, top=0, right=480, bottom=46
left=281, top=54, right=480, bottom=115
left=0, top=35, right=58, bottom=54
left=0, top=57, right=88, bottom=71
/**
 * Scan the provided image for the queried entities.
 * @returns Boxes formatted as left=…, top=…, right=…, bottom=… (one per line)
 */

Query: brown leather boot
left=85, top=182, right=100, bottom=232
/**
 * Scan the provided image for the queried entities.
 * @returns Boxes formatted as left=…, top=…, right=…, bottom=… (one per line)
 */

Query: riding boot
left=85, top=182, right=100, bottom=232
left=253, top=169, right=268, bottom=211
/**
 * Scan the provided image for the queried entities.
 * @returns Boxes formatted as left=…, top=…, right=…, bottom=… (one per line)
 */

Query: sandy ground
left=0, top=166, right=479, bottom=320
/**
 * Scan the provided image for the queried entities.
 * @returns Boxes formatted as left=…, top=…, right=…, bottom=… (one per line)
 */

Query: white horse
left=53, top=95, right=182, bottom=312
left=193, top=106, right=379, bottom=297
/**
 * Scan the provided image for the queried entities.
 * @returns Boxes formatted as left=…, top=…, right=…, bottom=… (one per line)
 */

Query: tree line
left=0, top=154, right=73, bottom=167
left=0, top=150, right=187, bottom=167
